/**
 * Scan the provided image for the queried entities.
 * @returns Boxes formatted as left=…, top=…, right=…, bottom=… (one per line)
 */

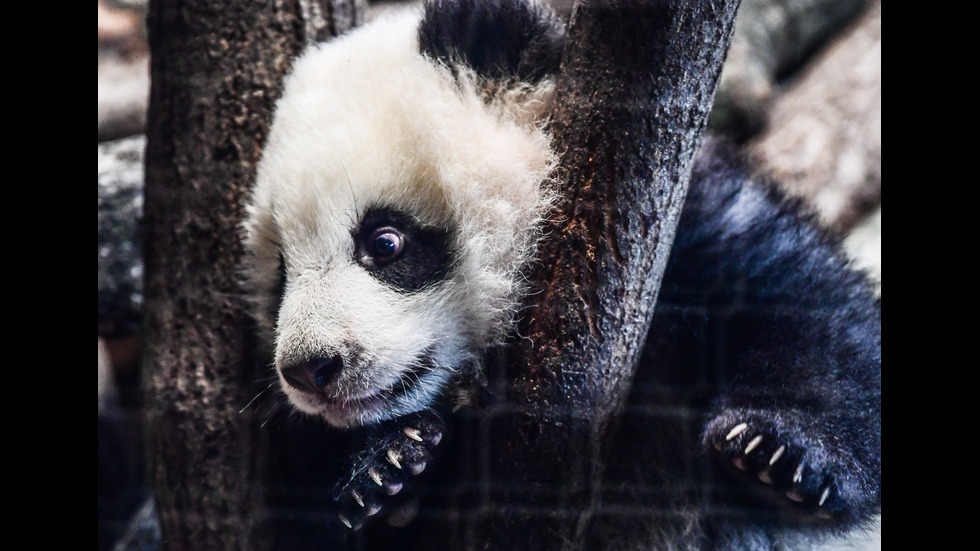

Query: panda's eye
left=356, top=207, right=452, bottom=292
left=368, top=227, right=405, bottom=261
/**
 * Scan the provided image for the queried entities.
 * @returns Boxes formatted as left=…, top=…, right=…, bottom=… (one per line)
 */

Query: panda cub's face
left=242, top=7, right=559, bottom=428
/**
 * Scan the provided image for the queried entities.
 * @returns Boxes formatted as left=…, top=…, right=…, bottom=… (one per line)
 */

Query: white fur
left=242, top=10, right=557, bottom=428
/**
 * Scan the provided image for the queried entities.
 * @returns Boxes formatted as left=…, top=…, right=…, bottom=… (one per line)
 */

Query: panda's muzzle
left=281, top=354, right=344, bottom=394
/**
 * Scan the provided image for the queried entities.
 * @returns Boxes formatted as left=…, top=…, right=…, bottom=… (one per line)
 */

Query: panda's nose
left=280, top=355, right=343, bottom=393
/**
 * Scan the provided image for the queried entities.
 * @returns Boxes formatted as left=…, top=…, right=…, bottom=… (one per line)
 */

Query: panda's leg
left=332, top=408, right=447, bottom=530
left=695, top=274, right=879, bottom=529
left=659, top=141, right=881, bottom=530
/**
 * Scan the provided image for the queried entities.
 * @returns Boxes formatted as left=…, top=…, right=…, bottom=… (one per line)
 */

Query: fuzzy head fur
left=242, top=0, right=565, bottom=428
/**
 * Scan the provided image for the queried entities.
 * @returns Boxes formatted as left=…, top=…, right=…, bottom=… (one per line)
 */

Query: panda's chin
left=308, top=392, right=399, bottom=429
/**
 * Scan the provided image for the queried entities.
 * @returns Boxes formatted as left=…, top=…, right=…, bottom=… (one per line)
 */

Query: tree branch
left=446, top=1, right=742, bottom=548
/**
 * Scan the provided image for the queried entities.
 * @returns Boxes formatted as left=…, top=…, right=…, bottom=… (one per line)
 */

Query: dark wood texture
left=140, top=1, right=364, bottom=549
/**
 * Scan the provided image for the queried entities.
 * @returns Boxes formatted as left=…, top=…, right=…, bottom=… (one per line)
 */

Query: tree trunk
left=429, top=1, right=742, bottom=549
left=140, top=2, right=364, bottom=550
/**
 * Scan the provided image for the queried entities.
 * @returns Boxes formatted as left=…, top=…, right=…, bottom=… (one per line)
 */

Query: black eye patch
left=355, top=207, right=454, bottom=292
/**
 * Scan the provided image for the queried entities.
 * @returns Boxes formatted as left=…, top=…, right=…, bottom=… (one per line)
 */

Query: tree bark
left=140, top=2, right=364, bottom=550
left=439, top=1, right=741, bottom=549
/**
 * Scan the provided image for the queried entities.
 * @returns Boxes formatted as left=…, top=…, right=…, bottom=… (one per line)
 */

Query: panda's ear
left=418, top=0, right=566, bottom=83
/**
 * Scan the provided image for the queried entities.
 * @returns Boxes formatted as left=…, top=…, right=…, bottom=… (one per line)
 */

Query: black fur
left=587, top=138, right=881, bottom=546
left=418, top=0, right=566, bottom=83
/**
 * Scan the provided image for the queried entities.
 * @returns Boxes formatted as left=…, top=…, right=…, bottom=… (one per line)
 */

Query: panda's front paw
left=704, top=410, right=851, bottom=522
left=334, top=409, right=446, bottom=531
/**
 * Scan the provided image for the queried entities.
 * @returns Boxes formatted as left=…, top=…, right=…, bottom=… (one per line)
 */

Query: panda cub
left=242, top=0, right=881, bottom=548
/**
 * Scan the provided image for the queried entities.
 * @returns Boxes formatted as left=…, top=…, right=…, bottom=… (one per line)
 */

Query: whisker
left=341, top=162, right=358, bottom=215
left=239, top=381, right=278, bottom=414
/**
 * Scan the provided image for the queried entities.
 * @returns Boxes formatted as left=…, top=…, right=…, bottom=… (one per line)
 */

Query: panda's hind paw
left=704, top=411, right=848, bottom=521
